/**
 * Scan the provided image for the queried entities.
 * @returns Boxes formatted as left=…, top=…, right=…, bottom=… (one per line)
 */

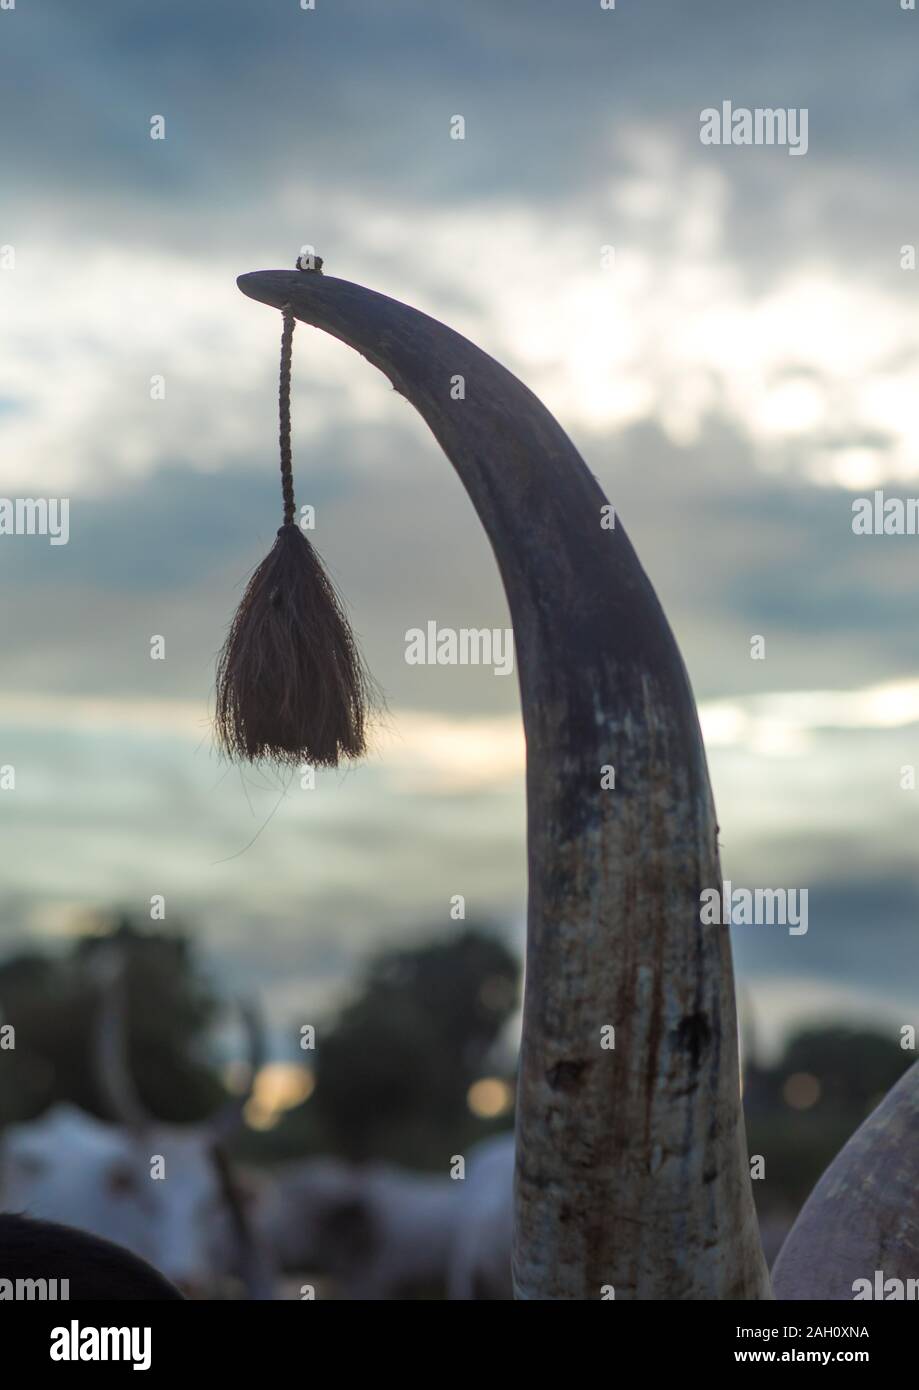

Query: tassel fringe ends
left=216, top=523, right=371, bottom=768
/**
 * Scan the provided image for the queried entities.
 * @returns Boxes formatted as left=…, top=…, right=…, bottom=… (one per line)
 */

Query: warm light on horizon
left=467, top=1076, right=514, bottom=1119
left=229, top=1062, right=315, bottom=1130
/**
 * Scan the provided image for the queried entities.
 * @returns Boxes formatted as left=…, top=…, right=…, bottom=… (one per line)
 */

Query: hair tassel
left=215, top=292, right=371, bottom=767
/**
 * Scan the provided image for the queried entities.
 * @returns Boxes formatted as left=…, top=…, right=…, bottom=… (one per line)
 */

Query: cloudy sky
left=1, top=0, right=918, bottom=1058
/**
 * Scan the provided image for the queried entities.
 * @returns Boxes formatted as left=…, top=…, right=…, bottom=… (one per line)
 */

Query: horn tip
left=238, top=269, right=331, bottom=309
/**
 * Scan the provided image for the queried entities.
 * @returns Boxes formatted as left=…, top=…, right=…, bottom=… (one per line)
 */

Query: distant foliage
left=309, top=927, right=519, bottom=1164
left=745, top=1025, right=914, bottom=1210
left=0, top=916, right=224, bottom=1126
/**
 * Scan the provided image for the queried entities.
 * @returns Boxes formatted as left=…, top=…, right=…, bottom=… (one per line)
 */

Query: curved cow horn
left=208, top=999, right=266, bottom=1143
left=772, top=1059, right=919, bottom=1299
left=237, top=268, right=771, bottom=1300
left=92, top=944, right=264, bottom=1141
left=90, top=944, right=153, bottom=1133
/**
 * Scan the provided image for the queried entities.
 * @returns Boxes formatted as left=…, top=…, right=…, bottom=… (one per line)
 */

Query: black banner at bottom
left=0, top=1298, right=910, bottom=1376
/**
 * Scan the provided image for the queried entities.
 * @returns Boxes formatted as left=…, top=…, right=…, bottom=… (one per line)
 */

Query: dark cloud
left=2, top=411, right=919, bottom=711
left=3, top=1, right=914, bottom=215
left=2, top=0, right=917, bottom=1038
left=733, top=872, right=919, bottom=1003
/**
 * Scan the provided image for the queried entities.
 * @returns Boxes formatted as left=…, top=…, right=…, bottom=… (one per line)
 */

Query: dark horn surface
left=772, top=1060, right=919, bottom=1299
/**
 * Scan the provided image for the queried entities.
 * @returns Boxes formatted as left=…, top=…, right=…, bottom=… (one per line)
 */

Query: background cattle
left=261, top=1133, right=515, bottom=1300
left=447, top=1133, right=514, bottom=1300
left=266, top=1157, right=462, bottom=1299
left=0, top=946, right=274, bottom=1298
left=0, top=1103, right=272, bottom=1298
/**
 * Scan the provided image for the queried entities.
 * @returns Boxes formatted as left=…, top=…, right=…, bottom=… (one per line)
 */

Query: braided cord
left=279, top=306, right=296, bottom=527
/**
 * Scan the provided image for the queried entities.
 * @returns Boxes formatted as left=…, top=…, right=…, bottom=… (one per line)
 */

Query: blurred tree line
left=1, top=913, right=914, bottom=1218
left=276, top=926, right=520, bottom=1166
left=744, top=1026, right=914, bottom=1213
left=0, top=916, right=520, bottom=1169
left=0, top=915, right=223, bottom=1126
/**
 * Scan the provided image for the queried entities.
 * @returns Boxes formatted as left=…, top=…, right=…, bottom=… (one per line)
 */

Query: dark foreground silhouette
left=0, top=1213, right=184, bottom=1300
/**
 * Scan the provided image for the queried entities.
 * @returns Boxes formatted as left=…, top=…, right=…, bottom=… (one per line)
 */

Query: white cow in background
left=0, top=1103, right=246, bottom=1295
left=267, top=1157, right=463, bottom=1299
left=266, top=1132, right=516, bottom=1300
left=2, top=944, right=515, bottom=1300
left=448, top=1132, right=515, bottom=1300
left=0, top=948, right=274, bottom=1298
